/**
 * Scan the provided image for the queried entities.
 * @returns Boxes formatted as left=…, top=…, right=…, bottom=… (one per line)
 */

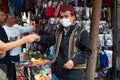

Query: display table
left=14, top=59, right=51, bottom=80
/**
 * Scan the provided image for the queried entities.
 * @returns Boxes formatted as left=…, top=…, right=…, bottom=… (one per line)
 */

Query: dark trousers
left=0, top=64, right=7, bottom=80
left=0, top=52, right=11, bottom=80
left=9, top=55, right=20, bottom=80
left=52, top=74, right=84, bottom=80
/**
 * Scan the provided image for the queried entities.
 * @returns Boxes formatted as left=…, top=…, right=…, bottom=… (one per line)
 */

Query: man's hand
left=63, top=60, right=74, bottom=69
left=24, top=34, right=40, bottom=43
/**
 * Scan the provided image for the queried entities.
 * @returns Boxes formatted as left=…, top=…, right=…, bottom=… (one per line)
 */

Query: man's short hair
left=32, top=17, right=39, bottom=24
left=60, top=4, right=75, bottom=15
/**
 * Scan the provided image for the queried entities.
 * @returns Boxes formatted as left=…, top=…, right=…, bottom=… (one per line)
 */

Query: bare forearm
left=0, top=37, right=27, bottom=52
left=0, top=34, right=39, bottom=59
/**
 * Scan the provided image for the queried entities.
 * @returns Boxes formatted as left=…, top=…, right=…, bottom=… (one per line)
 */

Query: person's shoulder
left=2, top=24, right=6, bottom=27
left=0, top=25, right=6, bottom=31
left=2, top=25, right=8, bottom=28
left=75, top=23, right=83, bottom=31
left=55, top=25, right=63, bottom=33
left=75, top=24, right=89, bottom=36
left=13, top=24, right=23, bottom=28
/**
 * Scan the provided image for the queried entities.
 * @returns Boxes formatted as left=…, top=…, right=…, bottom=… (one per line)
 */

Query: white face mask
left=60, top=18, right=71, bottom=27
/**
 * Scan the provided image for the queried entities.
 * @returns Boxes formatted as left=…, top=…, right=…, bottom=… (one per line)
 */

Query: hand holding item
left=63, top=60, right=74, bottom=69
left=23, top=34, right=40, bottom=43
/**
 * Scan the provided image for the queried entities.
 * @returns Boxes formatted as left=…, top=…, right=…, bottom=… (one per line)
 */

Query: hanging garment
left=74, top=0, right=78, bottom=7
left=96, top=53, right=100, bottom=69
left=86, top=0, right=92, bottom=6
left=25, top=0, right=36, bottom=13
left=54, top=4, right=61, bottom=17
left=104, top=34, right=113, bottom=47
left=101, top=8, right=107, bottom=21
left=84, top=20, right=91, bottom=33
left=107, top=7, right=111, bottom=23
left=98, top=34, right=105, bottom=47
left=46, top=5, right=54, bottom=18
left=25, top=0, right=30, bottom=10
left=37, top=0, right=42, bottom=8
left=81, top=7, right=89, bottom=20
left=48, top=45, right=55, bottom=59
left=1, top=0, right=8, bottom=13
left=100, top=51, right=109, bottom=68
left=9, top=0, right=24, bottom=14
left=104, top=50, right=113, bottom=67
left=75, top=7, right=82, bottom=21
left=99, top=23, right=104, bottom=34
left=39, top=7, right=46, bottom=19
left=103, top=0, right=113, bottom=7
left=9, top=0, right=24, bottom=11
left=47, top=24, right=55, bottom=34
left=53, top=1, right=58, bottom=8
left=102, top=21, right=110, bottom=33
left=9, top=1, right=15, bottom=16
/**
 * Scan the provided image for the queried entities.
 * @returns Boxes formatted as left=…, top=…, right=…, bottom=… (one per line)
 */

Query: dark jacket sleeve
left=38, top=34, right=55, bottom=48
left=72, top=30, right=92, bottom=65
left=0, top=27, right=9, bottom=42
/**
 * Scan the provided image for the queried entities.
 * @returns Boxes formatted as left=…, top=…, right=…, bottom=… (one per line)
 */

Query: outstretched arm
left=0, top=34, right=40, bottom=58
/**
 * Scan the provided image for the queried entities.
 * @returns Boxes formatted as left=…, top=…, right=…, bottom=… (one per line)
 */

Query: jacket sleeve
left=37, top=34, right=55, bottom=48
left=72, top=30, right=92, bottom=65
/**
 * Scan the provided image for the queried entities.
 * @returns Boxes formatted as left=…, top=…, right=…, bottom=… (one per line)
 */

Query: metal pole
left=112, top=0, right=117, bottom=79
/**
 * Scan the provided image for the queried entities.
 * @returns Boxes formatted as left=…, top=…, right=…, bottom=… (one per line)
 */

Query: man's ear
left=73, top=15, right=76, bottom=20
left=71, top=15, right=76, bottom=21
